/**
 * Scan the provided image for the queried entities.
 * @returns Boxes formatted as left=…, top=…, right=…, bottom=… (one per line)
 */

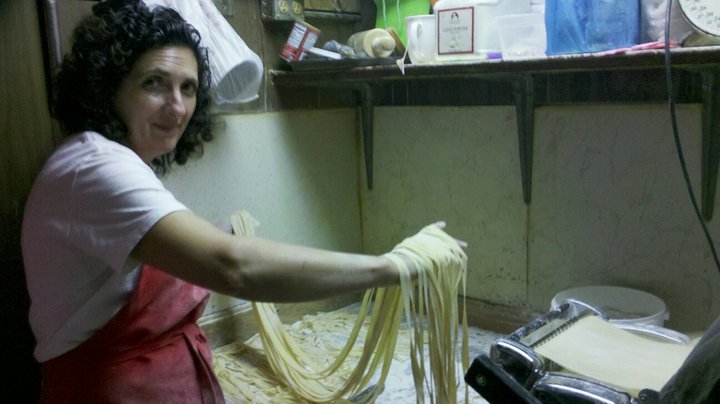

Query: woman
left=21, top=1, right=465, bottom=402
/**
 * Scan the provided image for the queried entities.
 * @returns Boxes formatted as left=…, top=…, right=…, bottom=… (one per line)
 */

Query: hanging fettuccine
left=225, top=210, right=468, bottom=403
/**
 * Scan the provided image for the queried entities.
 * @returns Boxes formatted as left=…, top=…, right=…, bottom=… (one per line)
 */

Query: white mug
left=405, top=14, right=436, bottom=64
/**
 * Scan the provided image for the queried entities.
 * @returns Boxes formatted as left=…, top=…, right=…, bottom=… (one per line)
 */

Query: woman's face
left=114, top=46, right=199, bottom=163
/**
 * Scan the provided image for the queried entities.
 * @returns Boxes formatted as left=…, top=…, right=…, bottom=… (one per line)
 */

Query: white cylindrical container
left=433, top=0, right=531, bottom=61
left=405, top=14, right=437, bottom=64
left=530, top=0, right=544, bottom=14
left=347, top=28, right=396, bottom=57
left=550, top=285, right=669, bottom=327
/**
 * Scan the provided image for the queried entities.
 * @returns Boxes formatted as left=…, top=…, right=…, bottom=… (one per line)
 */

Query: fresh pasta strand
left=224, top=210, right=468, bottom=403
left=386, top=226, right=468, bottom=403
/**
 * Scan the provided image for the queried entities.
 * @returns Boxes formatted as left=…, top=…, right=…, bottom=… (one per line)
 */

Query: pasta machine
left=464, top=299, right=691, bottom=404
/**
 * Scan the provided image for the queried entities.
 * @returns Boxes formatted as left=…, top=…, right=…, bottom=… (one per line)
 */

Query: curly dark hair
left=52, top=0, right=214, bottom=173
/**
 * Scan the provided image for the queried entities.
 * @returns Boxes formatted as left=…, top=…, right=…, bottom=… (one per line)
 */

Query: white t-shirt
left=21, top=131, right=189, bottom=362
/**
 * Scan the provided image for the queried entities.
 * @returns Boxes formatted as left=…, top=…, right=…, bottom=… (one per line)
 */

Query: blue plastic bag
left=545, top=0, right=640, bottom=55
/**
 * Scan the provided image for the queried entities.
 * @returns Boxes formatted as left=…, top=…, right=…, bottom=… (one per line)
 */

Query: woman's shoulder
left=59, top=131, right=138, bottom=160
left=47, top=131, right=148, bottom=174
left=35, top=131, right=157, bottom=197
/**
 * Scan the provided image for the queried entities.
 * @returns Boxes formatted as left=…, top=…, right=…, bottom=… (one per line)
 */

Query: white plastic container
left=550, top=285, right=669, bottom=327
left=495, top=13, right=546, bottom=59
left=433, top=0, right=531, bottom=62
left=405, top=14, right=437, bottom=64
left=530, top=0, right=544, bottom=14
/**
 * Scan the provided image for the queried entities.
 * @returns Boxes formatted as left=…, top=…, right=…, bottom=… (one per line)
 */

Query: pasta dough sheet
left=534, top=316, right=694, bottom=395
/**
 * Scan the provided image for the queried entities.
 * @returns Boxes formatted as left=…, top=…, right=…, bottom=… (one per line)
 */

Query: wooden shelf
left=270, top=46, right=720, bottom=220
left=272, top=46, right=720, bottom=83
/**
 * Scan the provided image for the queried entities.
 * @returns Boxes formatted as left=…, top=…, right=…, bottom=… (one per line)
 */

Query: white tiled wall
left=365, top=104, right=720, bottom=332
left=162, top=104, right=720, bottom=333
left=162, top=109, right=362, bottom=313
left=529, top=103, right=720, bottom=331
left=360, top=106, right=528, bottom=306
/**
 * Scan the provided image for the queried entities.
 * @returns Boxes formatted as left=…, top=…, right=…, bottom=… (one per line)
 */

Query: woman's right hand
left=384, top=221, right=467, bottom=280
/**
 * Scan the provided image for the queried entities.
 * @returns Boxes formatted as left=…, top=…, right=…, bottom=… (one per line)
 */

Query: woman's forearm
left=133, top=210, right=467, bottom=303
left=226, top=237, right=398, bottom=302
left=132, top=211, right=400, bottom=302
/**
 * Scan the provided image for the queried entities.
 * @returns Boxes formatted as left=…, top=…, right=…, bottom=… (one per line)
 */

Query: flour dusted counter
left=269, top=46, right=720, bottom=219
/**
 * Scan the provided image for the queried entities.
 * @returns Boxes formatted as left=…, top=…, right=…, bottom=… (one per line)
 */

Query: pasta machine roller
left=463, top=299, right=687, bottom=404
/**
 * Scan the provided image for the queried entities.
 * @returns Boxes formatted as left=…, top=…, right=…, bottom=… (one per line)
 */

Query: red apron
left=40, top=265, right=225, bottom=403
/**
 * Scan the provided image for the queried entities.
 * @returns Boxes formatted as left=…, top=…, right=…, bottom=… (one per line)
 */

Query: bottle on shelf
left=347, top=28, right=397, bottom=57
